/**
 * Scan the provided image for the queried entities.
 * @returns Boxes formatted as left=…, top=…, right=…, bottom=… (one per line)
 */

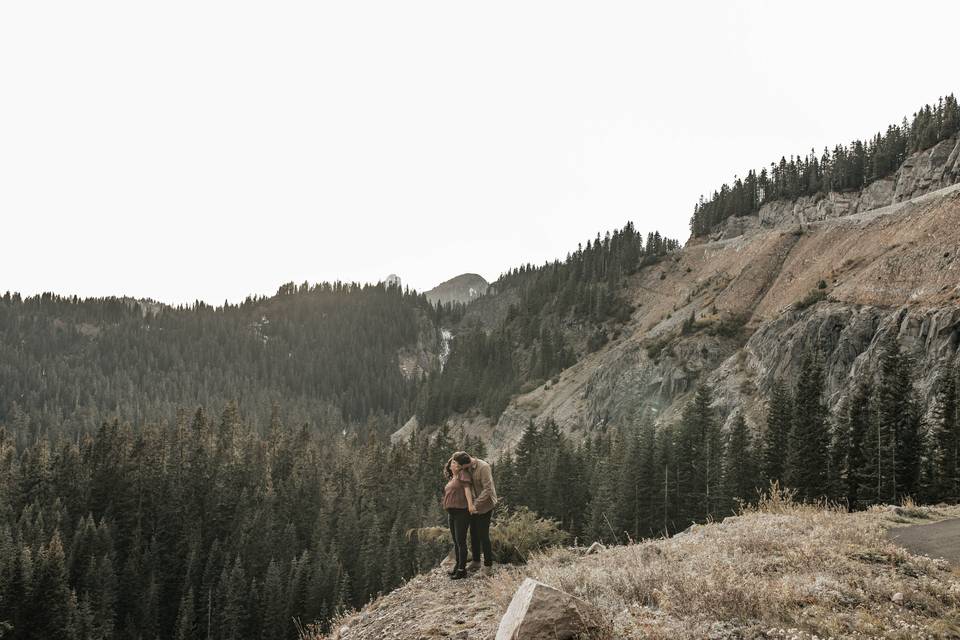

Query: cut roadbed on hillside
left=888, top=516, right=960, bottom=568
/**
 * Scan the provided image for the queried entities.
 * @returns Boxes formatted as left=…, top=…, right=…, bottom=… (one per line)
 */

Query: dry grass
left=316, top=491, right=960, bottom=640
left=483, top=491, right=960, bottom=639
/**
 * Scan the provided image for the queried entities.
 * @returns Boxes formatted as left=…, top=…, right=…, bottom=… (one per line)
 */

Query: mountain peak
left=424, top=273, right=489, bottom=305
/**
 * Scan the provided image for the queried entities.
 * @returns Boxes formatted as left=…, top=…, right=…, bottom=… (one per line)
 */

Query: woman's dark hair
left=452, top=452, right=471, bottom=466
left=443, top=459, right=453, bottom=480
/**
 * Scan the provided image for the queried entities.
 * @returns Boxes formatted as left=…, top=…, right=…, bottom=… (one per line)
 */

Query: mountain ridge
left=404, top=144, right=960, bottom=460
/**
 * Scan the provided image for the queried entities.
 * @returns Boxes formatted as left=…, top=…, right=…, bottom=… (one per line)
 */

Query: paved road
left=887, top=518, right=960, bottom=566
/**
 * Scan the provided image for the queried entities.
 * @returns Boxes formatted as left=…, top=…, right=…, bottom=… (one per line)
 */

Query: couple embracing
left=442, top=451, right=497, bottom=580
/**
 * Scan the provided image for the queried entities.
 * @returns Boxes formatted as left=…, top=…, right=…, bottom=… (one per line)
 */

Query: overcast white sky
left=2, top=1, right=958, bottom=305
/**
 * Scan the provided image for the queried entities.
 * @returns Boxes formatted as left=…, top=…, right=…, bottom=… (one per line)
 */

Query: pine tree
left=654, top=426, right=677, bottom=535
left=761, top=382, right=792, bottom=485
left=675, top=385, right=722, bottom=523
left=221, top=556, right=249, bottom=640
left=175, top=587, right=196, bottom=640
left=922, top=369, right=957, bottom=501
left=722, top=414, right=757, bottom=511
left=588, top=458, right=617, bottom=544
left=877, top=335, right=921, bottom=500
left=785, top=352, right=830, bottom=500
left=843, top=383, right=873, bottom=509
left=27, top=531, right=75, bottom=639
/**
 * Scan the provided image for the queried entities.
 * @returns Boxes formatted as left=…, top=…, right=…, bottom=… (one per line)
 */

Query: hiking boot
left=466, top=560, right=482, bottom=572
left=450, top=569, right=468, bottom=580
left=481, top=564, right=495, bottom=577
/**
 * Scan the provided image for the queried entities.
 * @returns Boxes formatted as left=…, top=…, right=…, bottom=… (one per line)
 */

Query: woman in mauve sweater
left=442, top=453, right=475, bottom=580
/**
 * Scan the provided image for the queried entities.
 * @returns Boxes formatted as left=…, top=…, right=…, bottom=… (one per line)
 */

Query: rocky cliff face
left=417, top=175, right=960, bottom=459
left=740, top=135, right=960, bottom=233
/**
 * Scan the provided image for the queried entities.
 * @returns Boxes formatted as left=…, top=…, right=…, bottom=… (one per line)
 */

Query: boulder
left=495, top=578, right=608, bottom=640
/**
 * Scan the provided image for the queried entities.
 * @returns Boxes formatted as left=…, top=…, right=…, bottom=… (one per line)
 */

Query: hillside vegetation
left=0, top=282, right=440, bottom=443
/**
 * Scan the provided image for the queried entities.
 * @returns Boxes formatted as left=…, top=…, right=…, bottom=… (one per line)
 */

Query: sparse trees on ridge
left=690, top=94, right=960, bottom=236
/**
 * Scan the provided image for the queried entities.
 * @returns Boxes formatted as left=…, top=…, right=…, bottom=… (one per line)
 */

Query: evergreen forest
left=1, top=332, right=955, bottom=638
left=0, top=282, right=439, bottom=445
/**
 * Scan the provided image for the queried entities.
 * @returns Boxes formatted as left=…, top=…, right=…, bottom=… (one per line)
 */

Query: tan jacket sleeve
left=472, top=462, right=498, bottom=513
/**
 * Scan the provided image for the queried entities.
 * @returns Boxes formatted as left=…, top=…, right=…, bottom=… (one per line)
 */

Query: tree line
left=0, top=282, right=440, bottom=446
left=690, top=94, right=960, bottom=236
left=497, top=335, right=959, bottom=543
left=0, top=403, right=492, bottom=639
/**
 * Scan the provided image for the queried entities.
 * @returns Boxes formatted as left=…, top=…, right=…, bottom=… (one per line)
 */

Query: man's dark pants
left=469, top=511, right=494, bottom=566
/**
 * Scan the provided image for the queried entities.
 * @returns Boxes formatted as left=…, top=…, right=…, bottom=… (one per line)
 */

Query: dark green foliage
left=494, top=386, right=765, bottom=542
left=922, top=369, right=959, bottom=501
left=722, top=414, right=758, bottom=511
left=761, top=382, right=792, bottom=485
left=785, top=352, right=831, bottom=500
left=691, top=94, right=960, bottom=235
left=0, top=282, right=434, bottom=443
left=833, top=382, right=873, bottom=510
left=874, top=335, right=923, bottom=501
left=759, top=337, right=955, bottom=510
left=794, top=288, right=827, bottom=311
left=675, top=385, right=723, bottom=523
left=0, top=406, right=464, bottom=639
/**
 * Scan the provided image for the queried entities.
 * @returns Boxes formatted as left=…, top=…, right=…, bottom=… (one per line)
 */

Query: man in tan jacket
left=452, top=451, right=498, bottom=575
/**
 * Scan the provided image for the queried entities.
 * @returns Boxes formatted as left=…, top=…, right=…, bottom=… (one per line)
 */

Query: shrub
left=644, top=332, right=677, bottom=361
left=794, top=288, right=827, bottom=310
left=587, top=328, right=608, bottom=352
left=490, top=506, right=569, bottom=564
left=411, top=506, right=568, bottom=566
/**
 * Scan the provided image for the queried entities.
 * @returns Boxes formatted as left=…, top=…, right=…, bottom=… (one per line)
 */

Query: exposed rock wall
left=754, top=136, right=960, bottom=231
left=710, top=304, right=960, bottom=432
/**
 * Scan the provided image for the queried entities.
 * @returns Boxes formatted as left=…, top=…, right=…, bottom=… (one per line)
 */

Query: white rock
left=495, top=578, right=607, bottom=640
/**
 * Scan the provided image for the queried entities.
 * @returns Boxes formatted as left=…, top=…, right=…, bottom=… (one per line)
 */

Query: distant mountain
left=384, top=273, right=402, bottom=288
left=424, top=273, right=489, bottom=305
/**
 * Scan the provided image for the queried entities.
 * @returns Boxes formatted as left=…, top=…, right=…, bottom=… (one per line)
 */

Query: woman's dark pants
left=447, top=508, right=470, bottom=571
left=470, top=511, right=494, bottom=566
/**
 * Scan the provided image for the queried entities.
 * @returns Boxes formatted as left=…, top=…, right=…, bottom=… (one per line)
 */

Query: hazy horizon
left=3, top=1, right=959, bottom=305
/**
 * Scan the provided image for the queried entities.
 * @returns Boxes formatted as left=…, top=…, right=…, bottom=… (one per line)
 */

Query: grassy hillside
left=321, top=495, right=960, bottom=639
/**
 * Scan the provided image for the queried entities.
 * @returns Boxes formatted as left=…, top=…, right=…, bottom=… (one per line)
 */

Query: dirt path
left=887, top=517, right=960, bottom=567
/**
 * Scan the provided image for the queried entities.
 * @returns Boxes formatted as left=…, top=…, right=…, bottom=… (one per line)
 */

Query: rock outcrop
left=753, top=136, right=960, bottom=231
left=425, top=273, right=490, bottom=306
left=495, top=578, right=608, bottom=640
